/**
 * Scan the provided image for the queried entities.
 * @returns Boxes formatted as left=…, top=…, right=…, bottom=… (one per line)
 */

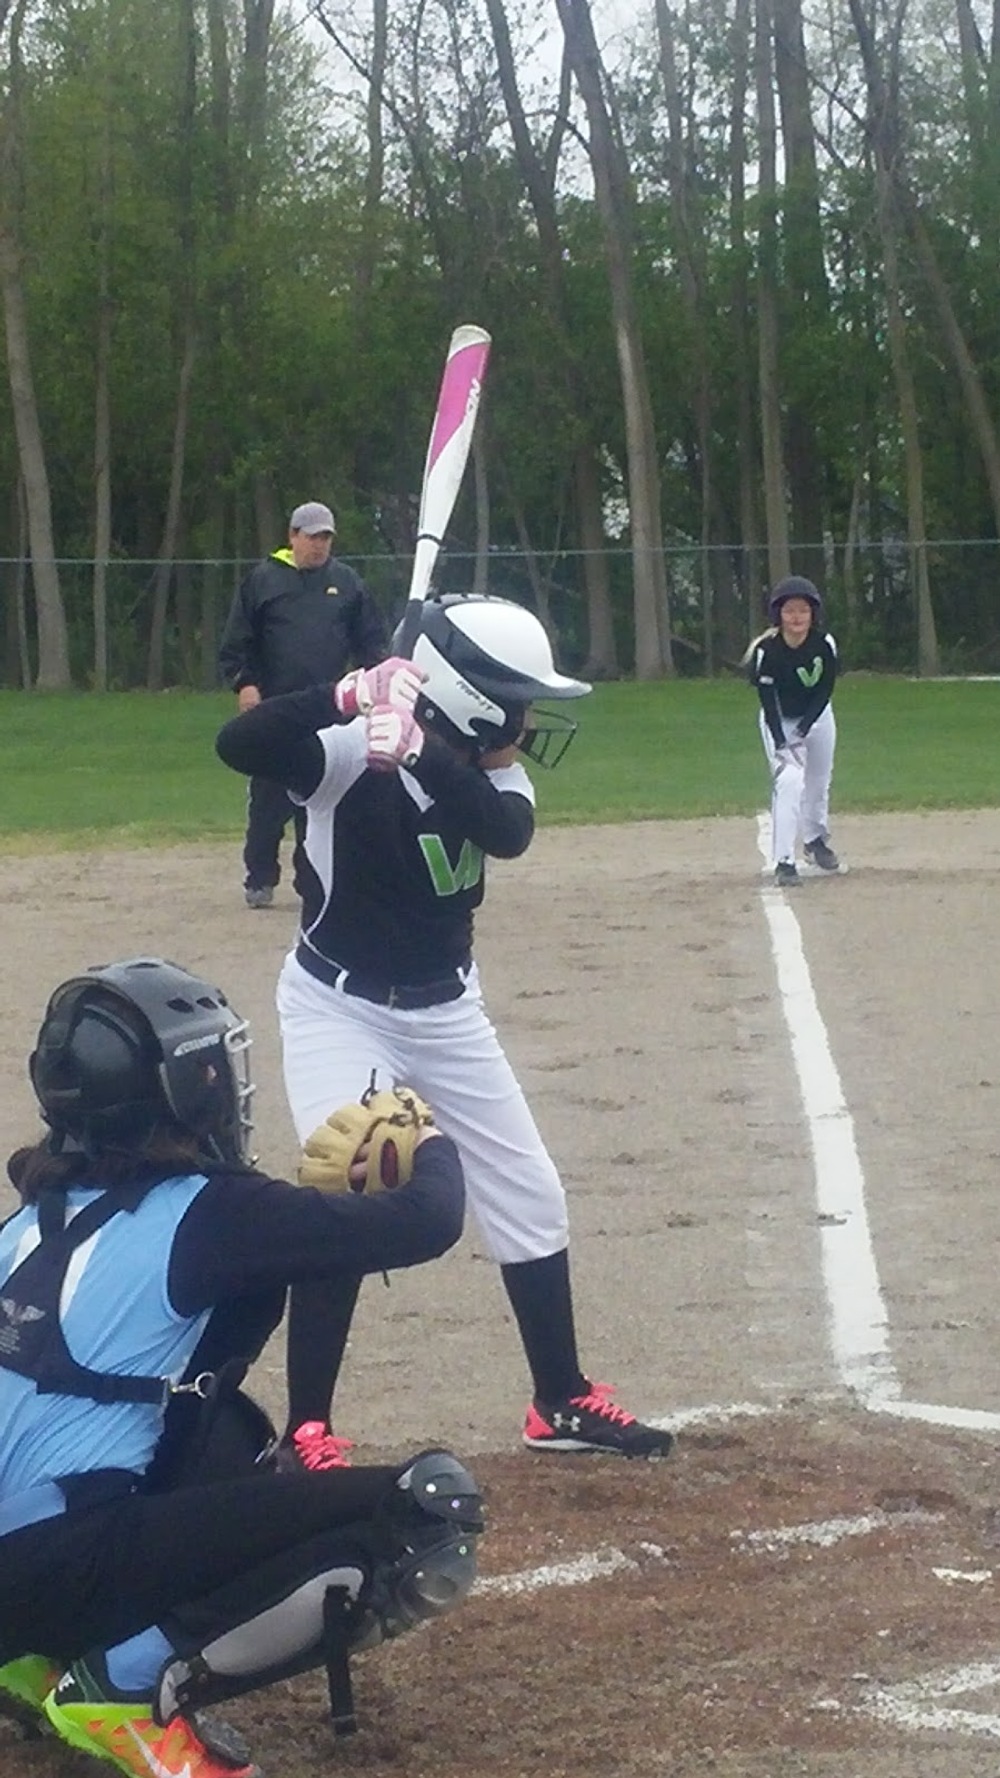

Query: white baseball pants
left=276, top=953, right=569, bottom=1265
left=759, top=704, right=837, bottom=865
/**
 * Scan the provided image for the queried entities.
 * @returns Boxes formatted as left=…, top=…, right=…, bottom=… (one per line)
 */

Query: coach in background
left=219, top=501, right=388, bottom=909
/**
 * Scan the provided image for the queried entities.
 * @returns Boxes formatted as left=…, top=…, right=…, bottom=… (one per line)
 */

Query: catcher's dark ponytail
left=6, top=1122, right=254, bottom=1204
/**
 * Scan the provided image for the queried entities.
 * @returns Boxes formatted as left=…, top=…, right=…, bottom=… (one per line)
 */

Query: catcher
left=0, top=956, right=482, bottom=1778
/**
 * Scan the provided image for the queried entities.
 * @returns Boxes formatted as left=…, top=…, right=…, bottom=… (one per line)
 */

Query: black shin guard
left=158, top=1452, right=484, bottom=1737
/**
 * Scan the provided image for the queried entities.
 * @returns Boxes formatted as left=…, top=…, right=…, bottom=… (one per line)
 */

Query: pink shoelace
left=290, top=1421, right=355, bottom=1470
left=568, top=1382, right=636, bottom=1426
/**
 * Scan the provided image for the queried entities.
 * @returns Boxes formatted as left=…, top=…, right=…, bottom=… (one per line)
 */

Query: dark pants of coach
left=243, top=777, right=307, bottom=894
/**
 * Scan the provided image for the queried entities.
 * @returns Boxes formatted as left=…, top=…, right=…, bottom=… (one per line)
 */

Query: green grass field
left=0, top=676, right=995, bottom=848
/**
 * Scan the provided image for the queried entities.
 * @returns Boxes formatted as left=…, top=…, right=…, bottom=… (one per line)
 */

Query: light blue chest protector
left=0, top=1176, right=210, bottom=1527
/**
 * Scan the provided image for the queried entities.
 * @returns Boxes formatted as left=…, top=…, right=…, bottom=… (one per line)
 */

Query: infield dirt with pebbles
left=2, top=810, right=1000, bottom=1778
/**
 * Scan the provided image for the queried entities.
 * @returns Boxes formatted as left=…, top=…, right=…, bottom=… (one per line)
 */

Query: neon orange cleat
left=45, top=1664, right=261, bottom=1778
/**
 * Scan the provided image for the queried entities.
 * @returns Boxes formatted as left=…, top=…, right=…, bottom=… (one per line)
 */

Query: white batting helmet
left=407, top=596, right=591, bottom=765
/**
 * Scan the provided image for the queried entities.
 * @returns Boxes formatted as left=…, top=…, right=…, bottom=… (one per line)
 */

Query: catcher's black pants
left=242, top=776, right=306, bottom=892
left=0, top=1467, right=396, bottom=1667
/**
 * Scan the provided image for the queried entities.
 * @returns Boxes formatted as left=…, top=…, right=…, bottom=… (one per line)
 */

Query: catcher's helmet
left=404, top=595, right=590, bottom=767
left=767, top=575, right=822, bottom=625
left=30, top=957, right=254, bottom=1166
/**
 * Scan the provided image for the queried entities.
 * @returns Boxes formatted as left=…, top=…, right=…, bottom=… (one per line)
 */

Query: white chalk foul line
left=648, top=1398, right=780, bottom=1432
left=476, top=1503, right=1000, bottom=1742
left=477, top=1502, right=945, bottom=1599
left=757, top=812, right=898, bottom=1407
left=757, top=811, right=1000, bottom=1432
left=861, top=1658, right=1000, bottom=1739
left=473, top=1547, right=637, bottom=1597
left=731, top=1506, right=943, bottom=1554
left=875, top=1397, right=1000, bottom=1433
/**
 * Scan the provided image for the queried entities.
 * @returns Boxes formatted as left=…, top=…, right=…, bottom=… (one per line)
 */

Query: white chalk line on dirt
left=860, top=1657, right=1000, bottom=1738
left=756, top=813, right=897, bottom=1406
left=875, top=1396, right=1000, bottom=1432
left=648, top=1398, right=777, bottom=1431
left=477, top=1503, right=944, bottom=1597
left=755, top=816, right=1000, bottom=1432
left=474, top=1547, right=637, bottom=1597
left=730, top=1506, right=943, bottom=1553
left=754, top=814, right=1000, bottom=1436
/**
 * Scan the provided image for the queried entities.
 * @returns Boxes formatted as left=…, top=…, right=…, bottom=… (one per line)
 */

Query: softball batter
left=746, top=576, right=840, bottom=888
left=217, top=594, right=674, bottom=1463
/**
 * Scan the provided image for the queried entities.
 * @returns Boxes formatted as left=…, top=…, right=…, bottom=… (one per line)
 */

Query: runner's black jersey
left=748, top=628, right=838, bottom=748
left=217, top=688, right=536, bottom=986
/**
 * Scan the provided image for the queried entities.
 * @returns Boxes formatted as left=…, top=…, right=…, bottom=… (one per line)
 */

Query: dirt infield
left=2, top=811, right=1000, bottom=1777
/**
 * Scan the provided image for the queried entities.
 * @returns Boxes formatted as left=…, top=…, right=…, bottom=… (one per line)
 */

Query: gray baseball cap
left=290, top=501, right=335, bottom=534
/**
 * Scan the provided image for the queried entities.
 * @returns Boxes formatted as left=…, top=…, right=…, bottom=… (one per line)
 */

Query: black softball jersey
left=216, top=690, right=535, bottom=987
left=748, top=628, right=838, bottom=748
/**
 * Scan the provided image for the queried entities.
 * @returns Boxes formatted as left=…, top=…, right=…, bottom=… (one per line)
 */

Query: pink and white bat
left=397, top=324, right=491, bottom=654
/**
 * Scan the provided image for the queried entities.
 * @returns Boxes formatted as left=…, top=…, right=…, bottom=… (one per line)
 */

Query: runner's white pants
left=276, top=953, right=568, bottom=1265
left=760, top=704, right=837, bottom=866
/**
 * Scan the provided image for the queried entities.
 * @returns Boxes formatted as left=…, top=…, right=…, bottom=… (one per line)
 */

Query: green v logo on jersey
left=797, top=657, right=823, bottom=687
left=418, top=834, right=484, bottom=896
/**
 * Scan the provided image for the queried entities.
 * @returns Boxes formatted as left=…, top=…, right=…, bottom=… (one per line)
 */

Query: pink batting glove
left=365, top=704, right=425, bottom=772
left=334, top=657, right=426, bottom=718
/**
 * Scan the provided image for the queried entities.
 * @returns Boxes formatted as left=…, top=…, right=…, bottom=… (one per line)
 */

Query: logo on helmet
left=173, top=1033, right=223, bottom=1057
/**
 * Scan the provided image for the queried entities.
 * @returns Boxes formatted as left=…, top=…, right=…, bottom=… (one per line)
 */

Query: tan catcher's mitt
left=298, top=1086, right=436, bottom=1194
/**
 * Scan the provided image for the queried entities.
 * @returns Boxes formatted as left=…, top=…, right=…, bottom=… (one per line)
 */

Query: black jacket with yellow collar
left=218, top=548, right=388, bottom=697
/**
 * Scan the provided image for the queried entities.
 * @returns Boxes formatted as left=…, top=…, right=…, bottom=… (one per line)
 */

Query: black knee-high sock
left=284, top=1274, right=362, bottom=1436
left=500, top=1248, right=586, bottom=1405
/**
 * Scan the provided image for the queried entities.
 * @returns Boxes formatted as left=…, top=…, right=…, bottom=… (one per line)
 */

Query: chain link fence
left=2, top=539, right=999, bottom=687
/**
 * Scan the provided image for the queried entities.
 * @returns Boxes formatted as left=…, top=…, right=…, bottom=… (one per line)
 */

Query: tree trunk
left=0, top=0, right=70, bottom=689
left=13, top=477, right=30, bottom=687
left=201, top=488, right=227, bottom=689
left=654, top=0, right=716, bottom=671
left=92, top=294, right=111, bottom=693
left=878, top=172, right=937, bottom=675
left=574, top=443, right=619, bottom=676
left=147, top=0, right=199, bottom=691
left=843, top=468, right=862, bottom=642
left=485, top=0, right=617, bottom=675
left=508, top=493, right=553, bottom=635
left=903, top=197, right=1000, bottom=537
left=147, top=317, right=198, bottom=690
left=0, top=230, right=70, bottom=688
left=846, top=0, right=939, bottom=672
left=342, top=0, right=387, bottom=506
left=555, top=0, right=674, bottom=678
left=773, top=0, right=828, bottom=576
left=471, top=423, right=490, bottom=597
left=755, top=0, right=790, bottom=584
left=729, top=0, right=763, bottom=637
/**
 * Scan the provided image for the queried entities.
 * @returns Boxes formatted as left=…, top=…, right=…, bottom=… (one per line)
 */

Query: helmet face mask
left=518, top=707, right=580, bottom=770
left=405, top=596, right=590, bottom=765
left=30, top=958, right=254, bottom=1168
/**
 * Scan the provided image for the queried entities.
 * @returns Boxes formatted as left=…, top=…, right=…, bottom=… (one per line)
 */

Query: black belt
left=295, top=942, right=470, bottom=1010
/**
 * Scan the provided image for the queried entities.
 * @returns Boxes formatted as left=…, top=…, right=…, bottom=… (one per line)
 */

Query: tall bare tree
left=91, top=0, right=115, bottom=692
left=728, top=0, right=763, bottom=635
left=0, top=0, right=70, bottom=687
left=147, top=0, right=200, bottom=690
left=853, top=0, right=1000, bottom=540
left=846, top=0, right=938, bottom=673
left=555, top=0, right=673, bottom=677
left=755, top=0, right=790, bottom=583
left=773, top=0, right=829, bottom=577
left=485, top=0, right=618, bottom=675
left=654, top=0, right=718, bottom=667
